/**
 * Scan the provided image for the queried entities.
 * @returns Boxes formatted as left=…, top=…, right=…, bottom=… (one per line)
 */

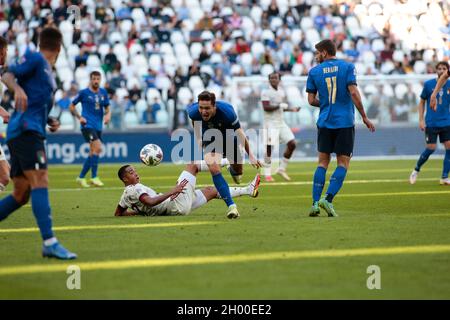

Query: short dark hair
left=436, top=61, right=449, bottom=71
left=315, top=39, right=336, bottom=56
left=197, top=91, right=216, bottom=105
left=39, top=27, right=62, bottom=51
left=268, top=71, right=281, bottom=80
left=90, top=70, right=101, bottom=78
left=0, top=36, right=7, bottom=50
left=118, top=165, right=131, bottom=181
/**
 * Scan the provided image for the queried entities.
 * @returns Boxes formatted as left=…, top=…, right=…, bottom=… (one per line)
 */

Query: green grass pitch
left=0, top=159, right=449, bottom=299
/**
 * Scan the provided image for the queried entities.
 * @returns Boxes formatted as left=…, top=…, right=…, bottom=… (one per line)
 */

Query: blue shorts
left=425, top=126, right=450, bottom=144
left=81, top=128, right=102, bottom=142
left=7, top=131, right=47, bottom=178
left=202, top=135, right=243, bottom=164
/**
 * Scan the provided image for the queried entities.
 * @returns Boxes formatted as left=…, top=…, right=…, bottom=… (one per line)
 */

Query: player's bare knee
left=203, top=186, right=218, bottom=200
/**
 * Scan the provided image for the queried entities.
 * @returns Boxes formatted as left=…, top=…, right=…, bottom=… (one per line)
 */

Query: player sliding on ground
left=114, top=164, right=260, bottom=217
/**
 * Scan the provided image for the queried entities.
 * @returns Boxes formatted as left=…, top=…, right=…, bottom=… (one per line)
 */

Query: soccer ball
left=139, top=144, right=163, bottom=166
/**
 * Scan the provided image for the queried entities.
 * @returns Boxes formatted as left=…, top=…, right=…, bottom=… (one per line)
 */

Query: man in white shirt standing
left=261, top=72, right=300, bottom=182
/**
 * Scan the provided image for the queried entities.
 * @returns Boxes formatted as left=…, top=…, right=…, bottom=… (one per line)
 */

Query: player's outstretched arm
left=307, top=93, right=320, bottom=107
left=1, top=72, right=27, bottom=112
left=430, top=72, right=449, bottom=111
left=236, top=128, right=262, bottom=168
left=140, top=184, right=186, bottom=207
left=261, top=100, right=280, bottom=112
left=348, top=84, right=375, bottom=132
left=114, top=205, right=136, bottom=216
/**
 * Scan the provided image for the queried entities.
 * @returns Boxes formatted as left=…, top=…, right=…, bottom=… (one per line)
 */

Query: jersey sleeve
left=346, top=63, right=357, bottom=86
left=223, top=103, right=241, bottom=130
left=134, top=185, right=150, bottom=202
left=8, top=53, right=40, bottom=79
left=71, top=91, right=83, bottom=105
left=118, top=194, right=128, bottom=209
left=306, top=70, right=317, bottom=94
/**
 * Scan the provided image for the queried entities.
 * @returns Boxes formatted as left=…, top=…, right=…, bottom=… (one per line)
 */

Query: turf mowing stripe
left=45, top=178, right=447, bottom=192
left=0, top=244, right=449, bottom=276
left=0, top=221, right=215, bottom=234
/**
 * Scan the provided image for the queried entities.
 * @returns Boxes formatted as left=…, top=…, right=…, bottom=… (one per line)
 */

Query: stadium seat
left=260, top=64, right=274, bottom=77
left=262, top=29, right=275, bottom=41
left=124, top=111, right=139, bottom=127
left=413, top=61, right=426, bottom=74
left=190, top=42, right=203, bottom=60
left=270, top=17, right=284, bottom=31
left=127, top=77, right=141, bottom=90
left=57, top=67, right=75, bottom=84
left=189, top=76, right=204, bottom=91
left=170, top=31, right=185, bottom=45
left=59, top=111, right=75, bottom=130
left=250, top=5, right=263, bottom=25
left=87, top=55, right=101, bottom=68
left=300, top=17, right=314, bottom=30
left=291, top=63, right=304, bottom=76
left=178, top=87, right=193, bottom=106
left=251, top=41, right=265, bottom=59
left=146, top=88, right=161, bottom=102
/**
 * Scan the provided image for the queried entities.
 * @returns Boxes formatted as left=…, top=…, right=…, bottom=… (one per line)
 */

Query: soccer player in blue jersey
left=0, top=27, right=77, bottom=259
left=306, top=39, right=375, bottom=217
left=410, top=61, right=450, bottom=185
left=70, top=71, right=110, bottom=187
left=187, top=91, right=262, bottom=219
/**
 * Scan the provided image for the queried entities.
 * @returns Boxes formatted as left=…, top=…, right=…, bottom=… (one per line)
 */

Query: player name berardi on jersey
left=323, top=66, right=339, bottom=73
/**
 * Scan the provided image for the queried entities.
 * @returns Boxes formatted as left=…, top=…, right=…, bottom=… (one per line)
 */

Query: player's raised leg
left=310, top=152, right=329, bottom=217
left=410, top=143, right=436, bottom=184
left=0, top=176, right=28, bottom=221
left=440, top=140, right=450, bottom=185
left=24, top=169, right=77, bottom=259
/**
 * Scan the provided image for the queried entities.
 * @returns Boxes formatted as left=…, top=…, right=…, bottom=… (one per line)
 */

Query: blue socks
left=31, top=188, right=54, bottom=241
left=415, top=148, right=435, bottom=172
left=312, top=166, right=327, bottom=203
left=79, top=156, right=91, bottom=178
left=325, top=166, right=348, bottom=203
left=443, top=149, right=450, bottom=179
left=91, top=155, right=99, bottom=178
left=0, top=195, right=22, bottom=221
left=212, top=172, right=235, bottom=207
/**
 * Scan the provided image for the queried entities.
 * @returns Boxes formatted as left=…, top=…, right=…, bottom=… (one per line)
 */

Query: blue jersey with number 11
left=306, top=59, right=357, bottom=129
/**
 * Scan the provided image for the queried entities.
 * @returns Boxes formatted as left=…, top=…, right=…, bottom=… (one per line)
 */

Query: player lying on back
left=114, top=164, right=261, bottom=217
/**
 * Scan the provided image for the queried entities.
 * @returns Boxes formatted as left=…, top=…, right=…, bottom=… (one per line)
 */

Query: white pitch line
left=0, top=221, right=216, bottom=234
left=0, top=244, right=449, bottom=276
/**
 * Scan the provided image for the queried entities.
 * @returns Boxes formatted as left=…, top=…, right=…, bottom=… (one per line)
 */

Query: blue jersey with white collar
left=187, top=100, right=241, bottom=135
left=6, top=50, right=56, bottom=141
left=420, top=78, right=450, bottom=128
left=306, top=59, right=357, bottom=129
left=71, top=87, right=110, bottom=131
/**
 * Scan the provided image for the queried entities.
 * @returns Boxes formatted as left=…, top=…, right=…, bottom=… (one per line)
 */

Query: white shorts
left=167, top=170, right=197, bottom=216
left=263, top=122, right=295, bottom=146
left=0, top=144, right=6, bottom=161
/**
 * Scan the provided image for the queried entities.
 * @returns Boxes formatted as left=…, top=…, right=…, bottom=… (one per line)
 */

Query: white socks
left=216, top=186, right=250, bottom=199
left=196, top=158, right=230, bottom=172
left=0, top=183, right=5, bottom=192
left=44, top=237, right=58, bottom=247
left=279, top=157, right=289, bottom=171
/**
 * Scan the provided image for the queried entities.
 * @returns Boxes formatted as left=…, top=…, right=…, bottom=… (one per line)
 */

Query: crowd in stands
left=0, top=0, right=449, bottom=130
